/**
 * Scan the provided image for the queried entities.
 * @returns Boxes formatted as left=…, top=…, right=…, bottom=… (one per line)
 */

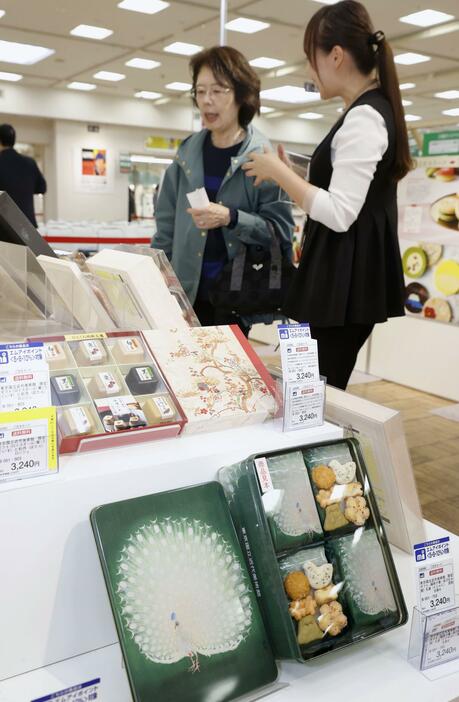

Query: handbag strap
left=229, top=220, right=283, bottom=292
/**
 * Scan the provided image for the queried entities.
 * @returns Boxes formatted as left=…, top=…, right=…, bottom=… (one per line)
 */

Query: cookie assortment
left=36, top=333, right=183, bottom=450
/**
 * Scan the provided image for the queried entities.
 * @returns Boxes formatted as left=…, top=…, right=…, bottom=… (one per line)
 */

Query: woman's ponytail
left=376, top=38, right=413, bottom=181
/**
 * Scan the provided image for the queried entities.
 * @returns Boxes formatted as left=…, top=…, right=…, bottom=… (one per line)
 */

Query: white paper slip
left=0, top=407, right=58, bottom=482
left=277, top=323, right=319, bottom=384
left=0, top=341, right=51, bottom=411
left=283, top=380, right=325, bottom=432
left=413, top=538, right=456, bottom=614
left=187, top=187, right=210, bottom=209
left=421, top=609, right=459, bottom=670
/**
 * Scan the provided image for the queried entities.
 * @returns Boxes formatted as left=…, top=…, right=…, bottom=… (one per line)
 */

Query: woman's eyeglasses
left=191, top=86, right=232, bottom=100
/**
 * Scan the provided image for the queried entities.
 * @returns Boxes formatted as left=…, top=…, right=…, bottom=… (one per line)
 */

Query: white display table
left=1, top=420, right=458, bottom=701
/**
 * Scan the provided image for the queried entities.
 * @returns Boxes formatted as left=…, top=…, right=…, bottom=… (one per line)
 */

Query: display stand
left=408, top=604, right=459, bottom=680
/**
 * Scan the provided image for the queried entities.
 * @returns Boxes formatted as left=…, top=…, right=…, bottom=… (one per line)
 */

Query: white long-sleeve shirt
left=309, top=104, right=389, bottom=233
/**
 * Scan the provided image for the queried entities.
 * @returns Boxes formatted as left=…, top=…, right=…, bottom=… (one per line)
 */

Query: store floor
left=252, top=342, right=459, bottom=536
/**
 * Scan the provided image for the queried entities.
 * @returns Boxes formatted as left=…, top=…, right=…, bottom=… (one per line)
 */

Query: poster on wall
left=398, top=156, right=459, bottom=325
left=75, top=146, right=114, bottom=193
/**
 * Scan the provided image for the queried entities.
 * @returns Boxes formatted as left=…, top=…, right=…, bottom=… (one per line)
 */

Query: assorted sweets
left=39, top=333, right=182, bottom=448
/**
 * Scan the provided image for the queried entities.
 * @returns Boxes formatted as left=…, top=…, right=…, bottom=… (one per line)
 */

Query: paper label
left=98, top=371, right=120, bottom=394
left=69, top=406, right=91, bottom=434
left=283, top=380, right=325, bottom=432
left=31, top=677, right=101, bottom=702
left=187, top=187, right=210, bottom=209
left=254, top=457, right=273, bottom=494
left=153, top=396, right=173, bottom=418
left=122, top=337, right=141, bottom=352
left=136, top=366, right=154, bottom=381
left=55, top=375, right=75, bottom=392
left=44, top=343, right=66, bottom=361
left=0, top=407, right=58, bottom=482
left=414, top=538, right=456, bottom=613
left=65, top=333, right=107, bottom=341
left=421, top=610, right=459, bottom=670
left=277, top=323, right=319, bottom=384
left=0, top=342, right=51, bottom=411
left=81, top=339, right=104, bottom=361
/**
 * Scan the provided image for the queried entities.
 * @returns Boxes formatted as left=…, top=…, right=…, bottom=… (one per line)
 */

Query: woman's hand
left=242, top=145, right=288, bottom=186
left=187, top=203, right=231, bottom=230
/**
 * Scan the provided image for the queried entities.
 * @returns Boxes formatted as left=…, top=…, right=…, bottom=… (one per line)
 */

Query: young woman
left=153, top=45, right=293, bottom=335
left=242, top=0, right=411, bottom=388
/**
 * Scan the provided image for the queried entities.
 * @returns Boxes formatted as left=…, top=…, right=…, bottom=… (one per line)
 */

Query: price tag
left=0, top=342, right=50, bottom=411
left=277, top=324, right=319, bottom=384
left=283, top=380, right=325, bottom=432
left=414, top=538, right=456, bottom=614
left=421, top=610, right=459, bottom=670
left=0, top=407, right=58, bottom=482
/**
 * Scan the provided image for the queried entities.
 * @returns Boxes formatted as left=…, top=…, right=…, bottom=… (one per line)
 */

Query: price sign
left=277, top=323, right=319, bottom=384
left=283, top=380, right=325, bottom=432
left=414, top=538, right=456, bottom=614
left=0, top=342, right=50, bottom=411
left=0, top=407, right=58, bottom=482
left=421, top=610, right=459, bottom=670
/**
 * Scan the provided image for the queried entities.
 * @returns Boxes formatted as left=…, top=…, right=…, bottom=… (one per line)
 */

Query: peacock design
left=117, top=518, right=253, bottom=672
left=268, top=452, right=322, bottom=537
left=337, top=529, right=397, bottom=615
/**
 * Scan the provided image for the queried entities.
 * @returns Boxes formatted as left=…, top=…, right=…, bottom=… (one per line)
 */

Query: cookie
left=404, top=282, right=429, bottom=314
left=420, top=242, right=442, bottom=268
left=311, top=464, right=336, bottom=490
left=314, top=584, right=340, bottom=606
left=344, top=496, right=370, bottom=526
left=402, top=246, right=427, bottom=278
left=303, top=561, right=333, bottom=589
left=422, top=297, right=452, bottom=323
left=297, top=615, right=323, bottom=645
left=289, top=595, right=317, bottom=621
left=284, top=571, right=310, bottom=600
left=434, top=259, right=459, bottom=296
left=318, top=602, right=348, bottom=636
left=328, top=459, right=356, bottom=484
left=434, top=168, right=456, bottom=182
left=323, top=504, right=349, bottom=531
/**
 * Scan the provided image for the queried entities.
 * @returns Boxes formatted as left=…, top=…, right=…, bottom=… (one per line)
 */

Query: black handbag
left=208, top=220, right=296, bottom=316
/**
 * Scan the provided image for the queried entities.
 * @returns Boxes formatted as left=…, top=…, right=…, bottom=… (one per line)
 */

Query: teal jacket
left=152, top=124, right=294, bottom=316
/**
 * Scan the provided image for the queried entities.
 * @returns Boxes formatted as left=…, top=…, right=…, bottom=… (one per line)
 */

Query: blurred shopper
left=243, top=0, right=410, bottom=388
left=0, top=123, right=47, bottom=227
left=153, top=45, right=294, bottom=335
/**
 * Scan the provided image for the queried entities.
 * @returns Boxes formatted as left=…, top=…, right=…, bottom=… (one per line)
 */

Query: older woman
left=152, top=45, right=294, bottom=334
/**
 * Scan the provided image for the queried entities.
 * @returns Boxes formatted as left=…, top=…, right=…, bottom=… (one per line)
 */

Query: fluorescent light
left=395, top=52, right=430, bottom=65
left=67, top=81, right=96, bottom=91
left=298, top=112, right=324, bottom=120
left=249, top=56, right=285, bottom=69
left=400, top=82, right=416, bottom=90
left=260, top=106, right=275, bottom=114
left=163, top=42, right=202, bottom=56
left=153, top=97, right=170, bottom=105
left=131, top=155, right=173, bottom=164
left=405, top=114, right=422, bottom=122
left=442, top=108, right=459, bottom=116
left=165, top=81, right=191, bottom=91
left=399, top=9, right=454, bottom=27
left=94, top=71, right=125, bottom=81
left=0, top=71, right=22, bottom=82
left=135, top=90, right=162, bottom=99
left=260, top=85, right=320, bottom=103
left=70, top=25, right=113, bottom=40
left=0, top=39, right=54, bottom=65
left=126, top=57, right=161, bottom=70
left=310, top=0, right=339, bottom=4
left=435, top=90, right=459, bottom=100
left=402, top=99, right=413, bottom=107
left=0, top=10, right=5, bottom=18
left=226, top=17, right=270, bottom=33
left=118, top=0, right=169, bottom=14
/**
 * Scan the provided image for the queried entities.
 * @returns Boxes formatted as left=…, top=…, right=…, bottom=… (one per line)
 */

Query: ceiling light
left=399, top=9, right=454, bottom=27
left=260, top=106, right=275, bottom=114
left=226, top=17, right=270, bottom=33
left=298, top=112, right=324, bottom=120
left=70, top=25, right=113, bottom=40
left=435, top=90, right=459, bottom=100
left=0, top=10, right=5, bottom=18
left=67, top=81, right=96, bottom=91
left=94, top=71, right=125, bottom=81
left=117, top=0, right=169, bottom=14
left=0, top=71, right=22, bottom=82
left=163, top=41, right=202, bottom=56
left=165, top=81, right=191, bottom=91
left=400, top=82, right=416, bottom=90
left=395, top=52, right=431, bottom=65
left=153, top=97, right=170, bottom=105
left=131, top=155, right=173, bottom=164
left=260, top=85, right=320, bottom=103
left=405, top=114, right=422, bottom=122
left=249, top=57, right=285, bottom=69
left=0, top=39, right=54, bottom=65
left=402, top=99, right=413, bottom=107
left=442, top=108, right=459, bottom=116
left=310, top=0, right=339, bottom=4
left=126, top=57, right=161, bottom=70
left=135, top=90, right=162, bottom=99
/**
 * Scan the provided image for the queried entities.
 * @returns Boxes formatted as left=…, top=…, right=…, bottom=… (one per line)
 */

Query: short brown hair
left=190, top=46, right=260, bottom=128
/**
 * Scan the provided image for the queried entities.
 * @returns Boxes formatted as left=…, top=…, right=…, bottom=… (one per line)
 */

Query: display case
left=219, top=438, right=408, bottom=662
left=29, top=331, right=186, bottom=453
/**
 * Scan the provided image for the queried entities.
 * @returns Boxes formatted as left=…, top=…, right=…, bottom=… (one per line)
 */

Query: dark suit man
left=0, top=123, right=47, bottom=227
